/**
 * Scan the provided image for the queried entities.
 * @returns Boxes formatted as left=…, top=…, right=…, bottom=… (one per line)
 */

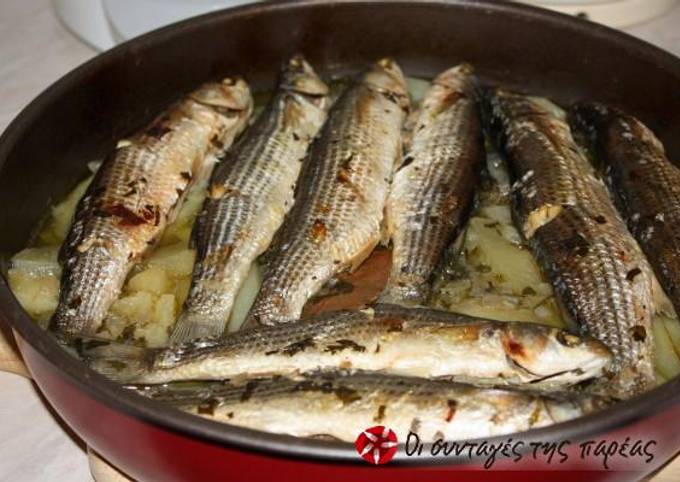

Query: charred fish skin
left=50, top=79, right=253, bottom=337
left=87, top=304, right=611, bottom=387
left=245, top=58, right=410, bottom=327
left=570, top=102, right=680, bottom=316
left=382, top=64, right=484, bottom=305
left=170, top=56, right=330, bottom=343
left=482, top=89, right=656, bottom=398
left=129, top=371, right=612, bottom=443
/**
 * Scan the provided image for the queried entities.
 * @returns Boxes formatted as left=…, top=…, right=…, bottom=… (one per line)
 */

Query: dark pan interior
left=2, top=0, right=680, bottom=253
left=1, top=0, right=680, bottom=465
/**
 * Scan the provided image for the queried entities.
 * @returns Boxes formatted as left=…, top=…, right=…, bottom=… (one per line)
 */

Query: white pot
left=523, top=0, right=678, bottom=27
left=53, top=0, right=680, bottom=51
left=53, top=0, right=258, bottom=51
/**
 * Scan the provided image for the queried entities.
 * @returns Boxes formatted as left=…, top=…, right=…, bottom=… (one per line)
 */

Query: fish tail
left=169, top=311, right=226, bottom=345
left=76, top=338, right=153, bottom=383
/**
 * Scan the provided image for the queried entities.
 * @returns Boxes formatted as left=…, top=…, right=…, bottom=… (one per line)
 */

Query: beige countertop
left=1, top=1, right=680, bottom=480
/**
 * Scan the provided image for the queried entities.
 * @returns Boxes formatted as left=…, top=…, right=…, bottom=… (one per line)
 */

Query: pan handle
left=0, top=320, right=130, bottom=480
left=0, top=321, right=29, bottom=378
left=88, top=447, right=134, bottom=482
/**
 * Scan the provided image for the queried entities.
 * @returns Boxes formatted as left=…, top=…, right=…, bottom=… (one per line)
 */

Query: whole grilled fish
left=50, top=79, right=253, bottom=337
left=169, top=56, right=330, bottom=343
left=570, top=102, right=680, bottom=317
left=483, top=89, right=656, bottom=398
left=245, top=59, right=409, bottom=326
left=129, top=371, right=613, bottom=443
left=382, top=64, right=484, bottom=304
left=84, top=304, right=611, bottom=387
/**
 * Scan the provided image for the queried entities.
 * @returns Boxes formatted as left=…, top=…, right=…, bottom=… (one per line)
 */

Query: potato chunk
left=160, top=184, right=207, bottom=245
left=127, top=267, right=171, bottom=295
left=147, top=244, right=196, bottom=278
left=7, top=269, right=59, bottom=321
left=227, top=263, right=263, bottom=333
left=37, top=176, right=93, bottom=245
left=465, top=216, right=546, bottom=296
left=653, top=316, right=680, bottom=380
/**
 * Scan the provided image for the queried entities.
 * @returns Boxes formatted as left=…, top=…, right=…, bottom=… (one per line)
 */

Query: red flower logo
left=355, top=426, right=398, bottom=465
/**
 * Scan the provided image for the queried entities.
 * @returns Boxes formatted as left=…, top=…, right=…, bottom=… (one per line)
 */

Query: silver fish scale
left=570, top=103, right=680, bottom=318
left=170, top=58, right=329, bottom=343
left=383, top=65, right=483, bottom=304
left=161, top=309, right=368, bottom=366
left=139, top=371, right=604, bottom=406
left=132, top=371, right=611, bottom=442
left=542, top=211, right=640, bottom=346
left=89, top=303, right=610, bottom=389
left=485, top=89, right=656, bottom=398
left=245, top=61, right=409, bottom=326
left=51, top=81, right=252, bottom=336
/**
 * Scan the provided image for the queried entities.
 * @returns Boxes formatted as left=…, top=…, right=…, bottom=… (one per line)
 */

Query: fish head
left=501, top=323, right=613, bottom=385
left=568, top=101, right=666, bottom=166
left=482, top=88, right=570, bottom=157
left=479, top=88, right=518, bottom=148
left=432, top=63, right=476, bottom=92
left=483, top=88, right=558, bottom=124
left=489, top=89, right=546, bottom=121
left=569, top=101, right=612, bottom=136
left=424, top=63, right=478, bottom=116
left=190, top=77, right=252, bottom=113
left=363, top=58, right=409, bottom=110
left=282, top=54, right=329, bottom=98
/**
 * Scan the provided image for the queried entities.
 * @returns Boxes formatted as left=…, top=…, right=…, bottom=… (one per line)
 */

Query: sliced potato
left=227, top=263, right=263, bottom=333
left=160, top=185, right=207, bottom=245
left=154, top=294, right=176, bottom=325
left=146, top=244, right=196, bottom=278
left=127, top=267, right=171, bottom=295
left=109, top=291, right=154, bottom=324
left=477, top=205, right=513, bottom=225
left=6, top=269, right=59, bottom=319
left=405, top=77, right=431, bottom=107
left=434, top=279, right=472, bottom=306
left=11, top=132, right=680, bottom=382
left=656, top=370, right=668, bottom=384
left=11, top=246, right=60, bottom=276
left=435, top=291, right=564, bottom=327
left=37, top=176, right=93, bottom=245
left=101, top=313, right=129, bottom=340
left=173, top=277, right=191, bottom=308
left=662, top=316, right=680, bottom=359
left=652, top=317, right=680, bottom=380
left=143, top=294, right=176, bottom=347
left=12, top=173, right=207, bottom=346
left=465, top=217, right=545, bottom=295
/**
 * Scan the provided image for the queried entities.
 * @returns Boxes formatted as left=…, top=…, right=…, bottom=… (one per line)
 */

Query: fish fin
left=169, top=312, right=226, bottom=344
left=76, top=339, right=153, bottom=383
